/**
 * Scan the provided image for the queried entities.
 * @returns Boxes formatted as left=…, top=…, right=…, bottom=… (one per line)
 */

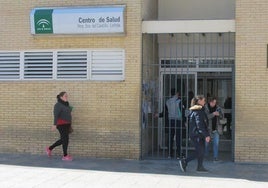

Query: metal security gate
left=158, top=71, right=196, bottom=159
left=141, top=33, right=235, bottom=160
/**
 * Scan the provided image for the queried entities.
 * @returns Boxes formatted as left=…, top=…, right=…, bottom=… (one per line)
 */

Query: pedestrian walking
left=46, top=91, right=73, bottom=161
left=179, top=95, right=210, bottom=173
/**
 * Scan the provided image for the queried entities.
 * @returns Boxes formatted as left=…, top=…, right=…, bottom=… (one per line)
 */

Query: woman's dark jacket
left=189, top=105, right=210, bottom=139
left=53, top=99, right=72, bottom=125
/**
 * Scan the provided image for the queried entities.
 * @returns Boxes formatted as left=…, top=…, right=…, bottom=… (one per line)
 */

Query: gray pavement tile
left=0, top=153, right=267, bottom=188
left=0, top=164, right=267, bottom=188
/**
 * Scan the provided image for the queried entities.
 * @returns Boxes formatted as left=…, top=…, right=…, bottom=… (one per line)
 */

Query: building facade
left=0, top=0, right=267, bottom=163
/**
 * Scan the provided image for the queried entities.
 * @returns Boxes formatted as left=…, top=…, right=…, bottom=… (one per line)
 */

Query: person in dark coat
left=179, top=95, right=211, bottom=173
left=46, top=91, right=73, bottom=161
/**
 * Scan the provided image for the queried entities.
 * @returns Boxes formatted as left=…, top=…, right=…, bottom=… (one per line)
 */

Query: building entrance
left=141, top=33, right=235, bottom=160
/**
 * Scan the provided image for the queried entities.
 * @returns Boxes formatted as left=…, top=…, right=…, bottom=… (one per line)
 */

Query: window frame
left=0, top=49, right=125, bottom=81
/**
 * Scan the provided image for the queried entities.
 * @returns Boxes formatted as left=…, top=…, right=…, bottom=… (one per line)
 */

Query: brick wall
left=235, top=0, right=268, bottom=162
left=0, top=1, right=143, bottom=159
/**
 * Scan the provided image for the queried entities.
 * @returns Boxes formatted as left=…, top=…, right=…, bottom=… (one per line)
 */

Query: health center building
left=0, top=0, right=268, bottom=163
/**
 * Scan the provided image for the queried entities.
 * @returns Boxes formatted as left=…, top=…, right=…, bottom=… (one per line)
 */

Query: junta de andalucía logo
left=34, top=9, right=53, bottom=34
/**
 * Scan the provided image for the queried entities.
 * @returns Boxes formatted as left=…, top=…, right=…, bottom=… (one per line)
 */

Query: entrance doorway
left=158, top=59, right=233, bottom=159
left=141, top=33, right=235, bottom=160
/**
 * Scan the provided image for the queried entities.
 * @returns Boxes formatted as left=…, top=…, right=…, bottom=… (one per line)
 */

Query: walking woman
left=179, top=95, right=210, bottom=173
left=46, top=91, right=73, bottom=161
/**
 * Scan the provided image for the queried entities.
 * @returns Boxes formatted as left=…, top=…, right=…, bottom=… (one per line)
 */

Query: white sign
left=30, top=6, right=125, bottom=35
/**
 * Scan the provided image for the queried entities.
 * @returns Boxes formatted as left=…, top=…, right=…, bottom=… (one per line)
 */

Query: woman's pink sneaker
left=45, top=147, right=52, bottom=157
left=62, top=155, right=73, bottom=161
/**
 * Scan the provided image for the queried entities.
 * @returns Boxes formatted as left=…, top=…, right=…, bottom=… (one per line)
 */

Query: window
left=0, top=49, right=125, bottom=81
left=57, top=51, right=88, bottom=79
left=24, top=52, right=53, bottom=79
left=0, top=52, right=20, bottom=79
left=91, top=50, right=125, bottom=81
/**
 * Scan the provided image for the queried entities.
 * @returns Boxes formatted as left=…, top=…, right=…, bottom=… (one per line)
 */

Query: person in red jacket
left=46, top=91, right=73, bottom=161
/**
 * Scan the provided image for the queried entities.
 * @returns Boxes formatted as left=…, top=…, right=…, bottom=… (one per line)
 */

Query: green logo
left=34, top=9, right=53, bottom=34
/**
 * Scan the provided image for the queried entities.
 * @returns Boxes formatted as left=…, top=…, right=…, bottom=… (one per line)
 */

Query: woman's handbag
left=219, top=118, right=227, bottom=125
left=217, top=117, right=226, bottom=135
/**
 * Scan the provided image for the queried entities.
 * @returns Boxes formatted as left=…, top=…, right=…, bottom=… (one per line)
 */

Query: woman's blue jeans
left=205, top=131, right=219, bottom=159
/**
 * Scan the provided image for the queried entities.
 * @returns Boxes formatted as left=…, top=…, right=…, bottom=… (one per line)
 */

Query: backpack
left=174, top=98, right=184, bottom=120
left=177, top=99, right=186, bottom=123
left=177, top=101, right=182, bottom=120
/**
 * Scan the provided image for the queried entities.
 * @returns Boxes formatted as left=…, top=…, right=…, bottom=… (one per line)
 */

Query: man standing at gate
left=165, top=88, right=185, bottom=159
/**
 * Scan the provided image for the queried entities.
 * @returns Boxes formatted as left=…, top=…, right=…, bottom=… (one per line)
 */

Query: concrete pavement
left=0, top=153, right=267, bottom=188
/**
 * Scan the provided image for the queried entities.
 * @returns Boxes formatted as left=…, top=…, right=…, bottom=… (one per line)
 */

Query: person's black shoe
left=179, top=159, right=187, bottom=172
left=176, top=153, right=181, bottom=159
left=196, top=166, right=209, bottom=173
left=179, top=153, right=186, bottom=159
